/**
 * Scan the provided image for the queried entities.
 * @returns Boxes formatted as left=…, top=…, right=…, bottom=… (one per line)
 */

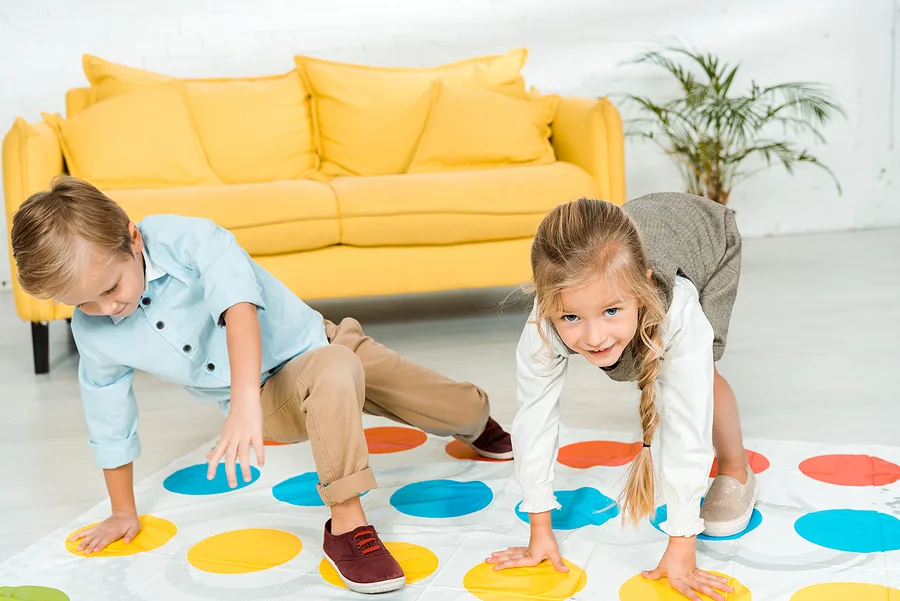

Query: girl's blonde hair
left=11, top=175, right=133, bottom=300
left=530, top=197, right=666, bottom=524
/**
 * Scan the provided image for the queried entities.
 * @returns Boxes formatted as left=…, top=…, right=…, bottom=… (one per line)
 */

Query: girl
left=488, top=193, right=757, bottom=601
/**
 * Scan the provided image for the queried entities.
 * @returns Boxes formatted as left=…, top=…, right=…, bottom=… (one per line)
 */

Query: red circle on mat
left=557, top=441, right=642, bottom=468
left=445, top=440, right=511, bottom=463
left=365, top=427, right=427, bottom=454
left=799, top=454, right=900, bottom=486
left=710, top=450, right=770, bottom=478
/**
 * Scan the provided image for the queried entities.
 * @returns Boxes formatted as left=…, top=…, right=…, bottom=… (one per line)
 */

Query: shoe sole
left=472, top=448, right=514, bottom=460
left=701, top=474, right=760, bottom=538
left=324, top=554, right=406, bottom=594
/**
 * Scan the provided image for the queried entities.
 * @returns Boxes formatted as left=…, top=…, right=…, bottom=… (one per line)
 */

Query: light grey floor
left=1, top=227, right=898, bottom=563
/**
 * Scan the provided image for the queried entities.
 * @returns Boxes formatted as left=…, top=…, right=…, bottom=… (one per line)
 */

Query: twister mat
left=2, top=416, right=900, bottom=600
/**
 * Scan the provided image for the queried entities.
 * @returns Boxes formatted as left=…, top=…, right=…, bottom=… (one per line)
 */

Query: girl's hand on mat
left=642, top=537, right=734, bottom=601
left=70, top=510, right=141, bottom=555
left=486, top=532, right=569, bottom=573
left=207, top=396, right=265, bottom=487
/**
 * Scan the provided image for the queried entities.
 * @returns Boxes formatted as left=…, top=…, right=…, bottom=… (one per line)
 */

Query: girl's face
left=551, top=275, right=641, bottom=368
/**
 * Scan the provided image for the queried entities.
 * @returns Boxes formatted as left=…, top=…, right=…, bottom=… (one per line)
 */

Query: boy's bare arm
left=69, top=463, right=140, bottom=554
left=104, top=463, right=137, bottom=514
left=224, top=302, right=263, bottom=408
left=206, top=302, right=266, bottom=487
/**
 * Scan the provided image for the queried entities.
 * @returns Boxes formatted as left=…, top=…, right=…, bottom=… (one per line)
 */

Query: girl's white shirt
left=513, top=276, right=714, bottom=537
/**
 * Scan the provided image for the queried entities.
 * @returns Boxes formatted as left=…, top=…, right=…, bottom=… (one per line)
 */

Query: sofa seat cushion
left=106, top=181, right=339, bottom=256
left=331, top=161, right=597, bottom=246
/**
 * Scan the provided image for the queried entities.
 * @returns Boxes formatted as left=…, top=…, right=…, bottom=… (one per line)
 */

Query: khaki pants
left=259, top=317, right=490, bottom=506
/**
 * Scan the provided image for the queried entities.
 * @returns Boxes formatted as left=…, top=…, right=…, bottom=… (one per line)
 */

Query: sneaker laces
left=353, top=529, right=382, bottom=555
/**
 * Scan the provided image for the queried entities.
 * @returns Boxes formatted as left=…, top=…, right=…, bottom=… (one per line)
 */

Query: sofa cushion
left=65, top=88, right=95, bottom=118
left=83, top=55, right=171, bottom=103
left=81, top=55, right=318, bottom=184
left=331, top=162, right=597, bottom=246
left=182, top=74, right=318, bottom=183
left=409, top=84, right=558, bottom=174
left=106, top=181, right=340, bottom=255
left=294, top=49, right=528, bottom=177
left=43, top=83, right=222, bottom=190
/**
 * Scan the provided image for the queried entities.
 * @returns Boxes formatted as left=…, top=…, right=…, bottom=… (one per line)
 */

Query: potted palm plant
left=624, top=47, right=844, bottom=205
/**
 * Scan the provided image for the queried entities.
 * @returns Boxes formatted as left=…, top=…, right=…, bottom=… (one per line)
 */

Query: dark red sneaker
left=322, top=519, right=405, bottom=594
left=469, top=417, right=514, bottom=460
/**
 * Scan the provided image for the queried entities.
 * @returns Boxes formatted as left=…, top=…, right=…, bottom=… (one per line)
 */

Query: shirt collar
left=110, top=246, right=166, bottom=324
left=143, top=245, right=166, bottom=285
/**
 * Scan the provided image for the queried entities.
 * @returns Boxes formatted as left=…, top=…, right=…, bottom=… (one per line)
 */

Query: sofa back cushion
left=409, top=85, right=558, bottom=174
left=80, top=55, right=318, bottom=183
left=294, top=48, right=528, bottom=177
left=43, top=82, right=222, bottom=190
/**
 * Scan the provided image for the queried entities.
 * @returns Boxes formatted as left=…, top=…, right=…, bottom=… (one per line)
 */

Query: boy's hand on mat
left=69, top=510, right=141, bottom=555
left=642, top=537, right=734, bottom=601
left=207, top=396, right=265, bottom=488
left=486, top=531, right=569, bottom=573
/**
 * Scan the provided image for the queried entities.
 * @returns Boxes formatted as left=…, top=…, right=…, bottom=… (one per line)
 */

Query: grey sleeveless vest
left=598, top=192, right=742, bottom=382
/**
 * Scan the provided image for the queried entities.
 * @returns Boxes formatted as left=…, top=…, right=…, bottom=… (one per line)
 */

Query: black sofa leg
left=31, top=322, right=49, bottom=374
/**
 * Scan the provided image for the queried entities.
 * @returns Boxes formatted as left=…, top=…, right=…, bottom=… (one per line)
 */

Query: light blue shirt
left=71, top=215, right=329, bottom=469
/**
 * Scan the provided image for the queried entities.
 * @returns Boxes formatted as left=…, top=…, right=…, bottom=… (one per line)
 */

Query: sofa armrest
left=2, top=117, right=72, bottom=323
left=550, top=96, right=626, bottom=205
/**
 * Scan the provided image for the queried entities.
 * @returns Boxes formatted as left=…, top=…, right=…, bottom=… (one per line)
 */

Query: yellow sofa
left=2, top=50, right=625, bottom=373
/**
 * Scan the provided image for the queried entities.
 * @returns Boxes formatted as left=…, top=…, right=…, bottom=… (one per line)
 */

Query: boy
left=11, top=176, right=513, bottom=594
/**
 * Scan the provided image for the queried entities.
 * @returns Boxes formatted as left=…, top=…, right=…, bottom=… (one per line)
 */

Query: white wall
left=1, top=0, right=898, bottom=288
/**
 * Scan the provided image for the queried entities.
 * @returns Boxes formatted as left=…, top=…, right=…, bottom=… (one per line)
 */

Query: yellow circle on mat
left=463, top=559, right=587, bottom=601
left=65, top=514, right=177, bottom=558
left=791, top=582, right=900, bottom=600
left=619, top=572, right=751, bottom=600
left=320, top=542, right=438, bottom=588
left=187, top=528, right=302, bottom=574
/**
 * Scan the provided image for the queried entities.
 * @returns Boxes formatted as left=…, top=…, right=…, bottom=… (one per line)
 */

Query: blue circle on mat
left=651, top=502, right=763, bottom=541
left=163, top=463, right=260, bottom=495
left=795, top=509, right=900, bottom=553
left=515, top=487, right=619, bottom=530
left=390, top=480, right=493, bottom=518
left=273, top=472, right=368, bottom=507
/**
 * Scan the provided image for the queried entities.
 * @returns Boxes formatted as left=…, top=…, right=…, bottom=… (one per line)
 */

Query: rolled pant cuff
left=452, top=417, right=489, bottom=445
left=317, top=467, right=378, bottom=507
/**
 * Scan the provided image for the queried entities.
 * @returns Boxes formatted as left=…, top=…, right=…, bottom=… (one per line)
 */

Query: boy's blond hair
left=11, top=175, right=133, bottom=300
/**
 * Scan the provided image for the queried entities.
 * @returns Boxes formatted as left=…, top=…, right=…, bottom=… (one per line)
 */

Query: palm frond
left=631, top=50, right=701, bottom=100
left=793, top=152, right=843, bottom=194
left=758, top=82, right=845, bottom=125
left=621, top=46, right=844, bottom=203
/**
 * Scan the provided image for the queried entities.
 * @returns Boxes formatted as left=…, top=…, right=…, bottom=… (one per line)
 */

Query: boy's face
left=56, top=223, right=146, bottom=318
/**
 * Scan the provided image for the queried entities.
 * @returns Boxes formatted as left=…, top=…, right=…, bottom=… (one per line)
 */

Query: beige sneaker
left=700, top=466, right=759, bottom=537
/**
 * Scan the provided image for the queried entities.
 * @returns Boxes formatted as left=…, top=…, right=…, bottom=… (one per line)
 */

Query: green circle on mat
left=0, top=586, right=70, bottom=601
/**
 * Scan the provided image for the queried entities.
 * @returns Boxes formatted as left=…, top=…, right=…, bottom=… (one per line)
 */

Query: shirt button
left=206, top=363, right=215, bottom=372
left=183, top=345, right=192, bottom=353
left=141, top=297, right=151, bottom=306
left=155, top=321, right=165, bottom=330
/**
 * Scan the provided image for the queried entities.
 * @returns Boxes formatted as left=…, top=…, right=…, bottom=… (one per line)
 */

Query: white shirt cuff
left=519, top=484, right=562, bottom=514
left=660, top=499, right=705, bottom=537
